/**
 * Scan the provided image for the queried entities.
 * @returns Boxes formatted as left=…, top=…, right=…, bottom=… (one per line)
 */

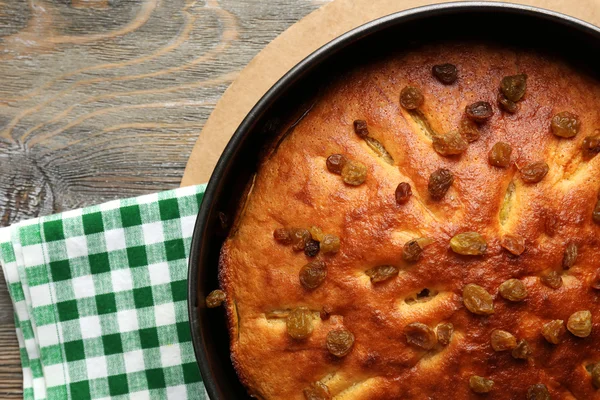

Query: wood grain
left=0, top=0, right=330, bottom=397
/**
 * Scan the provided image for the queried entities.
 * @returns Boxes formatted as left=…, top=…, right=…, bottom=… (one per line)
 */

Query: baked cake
left=209, top=43, right=600, bottom=399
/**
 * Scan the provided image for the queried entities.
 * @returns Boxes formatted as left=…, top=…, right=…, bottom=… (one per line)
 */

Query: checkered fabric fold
left=0, top=185, right=208, bottom=400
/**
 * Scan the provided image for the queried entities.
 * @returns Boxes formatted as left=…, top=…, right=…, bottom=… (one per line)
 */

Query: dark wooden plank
left=0, top=269, right=14, bottom=324
left=0, top=324, right=22, bottom=399
left=0, top=0, right=332, bottom=397
left=0, top=269, right=20, bottom=399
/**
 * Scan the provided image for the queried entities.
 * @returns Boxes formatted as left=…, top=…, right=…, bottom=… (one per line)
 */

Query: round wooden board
left=181, top=0, right=600, bottom=186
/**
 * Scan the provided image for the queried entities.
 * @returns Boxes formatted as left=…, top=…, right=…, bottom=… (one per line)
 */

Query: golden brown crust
left=219, top=43, right=600, bottom=399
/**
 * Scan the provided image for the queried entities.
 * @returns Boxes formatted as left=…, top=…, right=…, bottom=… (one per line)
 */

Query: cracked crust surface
left=218, top=43, right=600, bottom=399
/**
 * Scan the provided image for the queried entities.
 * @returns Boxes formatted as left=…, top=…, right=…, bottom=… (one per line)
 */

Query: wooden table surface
left=0, top=1, right=331, bottom=397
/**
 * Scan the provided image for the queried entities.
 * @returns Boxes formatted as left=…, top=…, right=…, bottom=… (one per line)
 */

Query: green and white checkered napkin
left=0, top=184, right=209, bottom=400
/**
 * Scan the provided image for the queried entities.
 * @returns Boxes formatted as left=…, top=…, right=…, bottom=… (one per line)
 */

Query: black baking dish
left=187, top=2, right=600, bottom=399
